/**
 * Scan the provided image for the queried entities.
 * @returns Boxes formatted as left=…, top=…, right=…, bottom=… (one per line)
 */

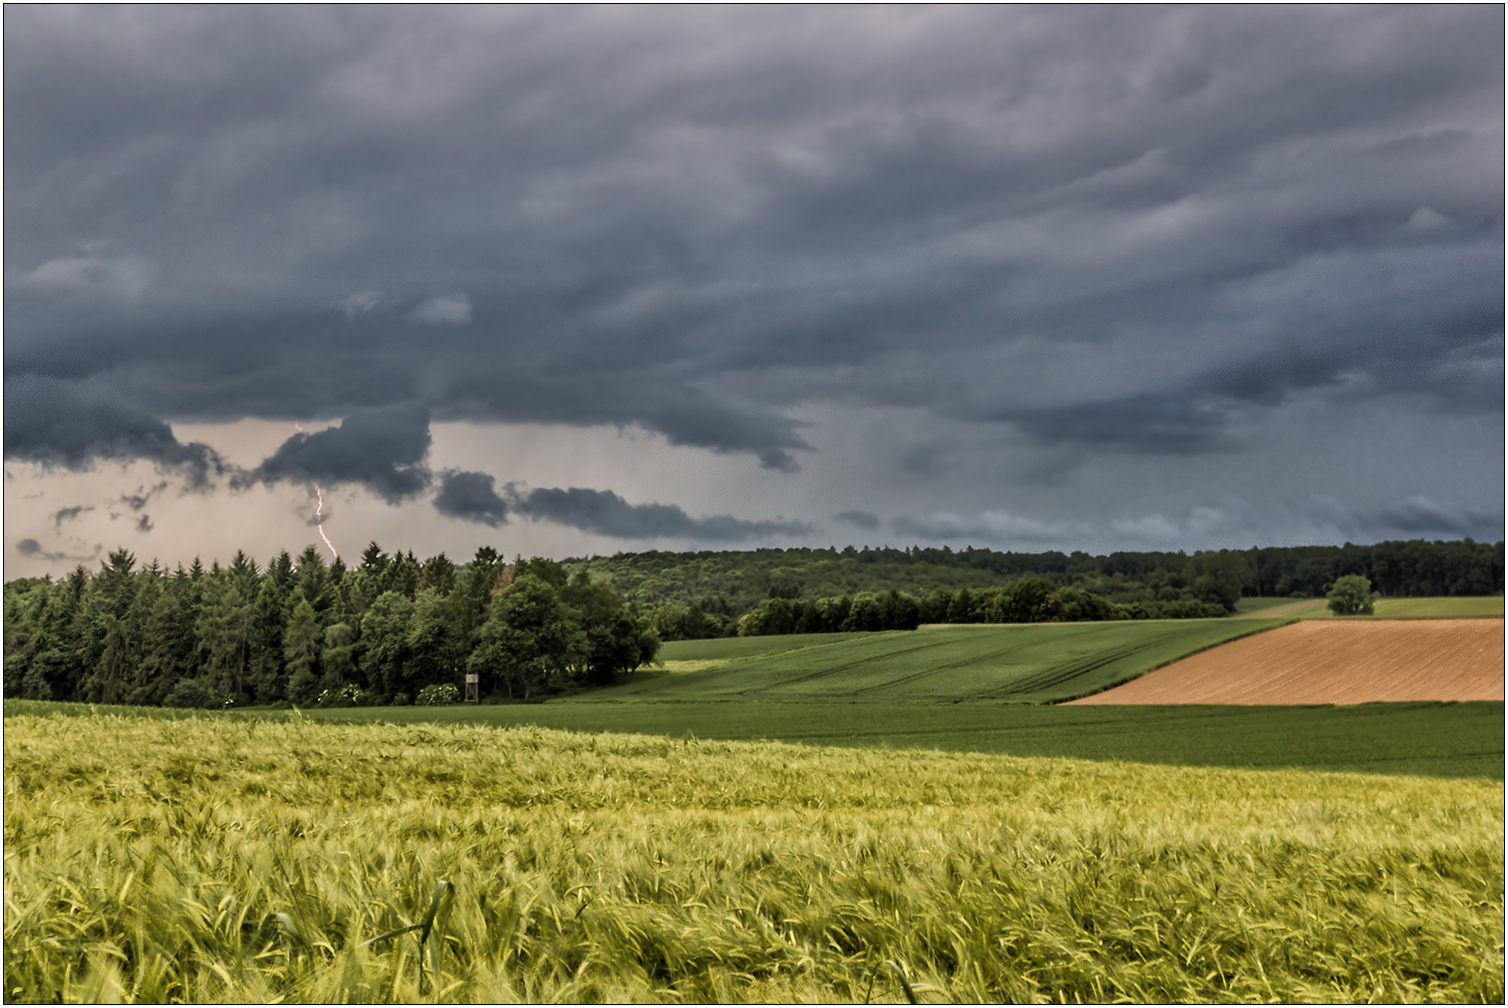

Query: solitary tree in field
left=1326, top=574, right=1376, bottom=615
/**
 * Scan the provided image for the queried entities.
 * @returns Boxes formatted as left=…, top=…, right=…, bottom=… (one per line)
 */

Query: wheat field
left=5, top=711, right=1503, bottom=1003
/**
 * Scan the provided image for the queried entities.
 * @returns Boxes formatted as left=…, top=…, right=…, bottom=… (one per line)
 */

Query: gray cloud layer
left=433, top=471, right=811, bottom=542
left=833, top=510, right=881, bottom=532
left=4, top=375, right=224, bottom=484
left=433, top=470, right=509, bottom=528
left=891, top=495, right=1505, bottom=552
left=4, top=7, right=1501, bottom=549
left=242, top=406, right=432, bottom=501
left=512, top=486, right=811, bottom=542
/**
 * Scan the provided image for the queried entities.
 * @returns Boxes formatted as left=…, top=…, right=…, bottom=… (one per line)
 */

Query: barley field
left=8, top=697, right=1504, bottom=778
left=5, top=712, right=1502, bottom=1003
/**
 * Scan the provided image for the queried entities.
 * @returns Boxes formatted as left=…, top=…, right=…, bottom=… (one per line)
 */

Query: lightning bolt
left=296, top=423, right=339, bottom=561
left=313, top=485, right=338, bottom=561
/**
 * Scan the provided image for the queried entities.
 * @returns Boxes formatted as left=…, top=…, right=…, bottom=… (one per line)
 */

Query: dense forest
left=576, top=538, right=1505, bottom=637
left=4, top=537, right=1500, bottom=709
left=2, top=546, right=657, bottom=710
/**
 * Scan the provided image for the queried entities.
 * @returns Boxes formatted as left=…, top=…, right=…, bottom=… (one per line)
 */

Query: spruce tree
left=283, top=593, right=323, bottom=705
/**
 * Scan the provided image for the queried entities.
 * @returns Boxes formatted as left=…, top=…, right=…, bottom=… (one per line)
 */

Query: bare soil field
left=1068, top=618, right=1504, bottom=705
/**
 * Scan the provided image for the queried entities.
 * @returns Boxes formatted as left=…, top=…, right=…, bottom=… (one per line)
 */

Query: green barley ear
left=885, top=961, right=919, bottom=1004
left=356, top=879, right=456, bottom=992
left=268, top=912, right=307, bottom=948
left=418, top=880, right=456, bottom=985
left=882, top=960, right=944, bottom=1004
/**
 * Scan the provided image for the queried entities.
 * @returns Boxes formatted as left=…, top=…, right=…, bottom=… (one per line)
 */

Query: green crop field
left=1233, top=597, right=1331, bottom=618
left=615, top=619, right=1290, bottom=704
left=1373, top=596, right=1505, bottom=618
left=1235, top=596, right=1504, bottom=619
left=5, top=712, right=1502, bottom=1004
left=658, top=632, right=873, bottom=662
left=11, top=697, right=1500, bottom=779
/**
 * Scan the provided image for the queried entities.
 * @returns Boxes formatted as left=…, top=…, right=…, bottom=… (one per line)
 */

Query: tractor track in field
left=980, top=630, right=1188, bottom=698
left=729, top=623, right=1123, bottom=697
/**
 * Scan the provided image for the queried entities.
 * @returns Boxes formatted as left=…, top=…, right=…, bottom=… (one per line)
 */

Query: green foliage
left=283, top=594, right=324, bottom=706
left=567, top=539, right=1504, bottom=619
left=160, top=677, right=227, bottom=710
left=5, top=714, right=1502, bottom=1003
left=360, top=591, right=415, bottom=702
left=319, top=622, right=358, bottom=692
left=560, top=569, right=659, bottom=684
left=416, top=683, right=460, bottom=706
left=1328, top=574, right=1377, bottom=615
left=314, top=683, right=366, bottom=708
left=468, top=574, right=586, bottom=700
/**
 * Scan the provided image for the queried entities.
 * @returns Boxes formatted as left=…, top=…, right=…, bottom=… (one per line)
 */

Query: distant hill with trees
left=567, top=538, right=1504, bottom=639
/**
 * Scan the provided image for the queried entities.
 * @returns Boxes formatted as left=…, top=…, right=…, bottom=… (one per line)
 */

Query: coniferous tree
left=283, top=593, right=324, bottom=705
left=387, top=551, right=422, bottom=600
left=246, top=575, right=289, bottom=703
left=131, top=580, right=193, bottom=705
left=294, top=546, right=331, bottom=614
left=359, top=591, right=414, bottom=701
left=196, top=580, right=252, bottom=701
left=3, top=577, right=53, bottom=698
left=319, top=622, right=358, bottom=694
left=266, top=551, right=295, bottom=592
left=418, top=553, right=457, bottom=595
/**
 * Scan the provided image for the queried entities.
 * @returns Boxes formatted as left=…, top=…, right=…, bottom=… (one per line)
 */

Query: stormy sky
left=5, top=5, right=1503, bottom=577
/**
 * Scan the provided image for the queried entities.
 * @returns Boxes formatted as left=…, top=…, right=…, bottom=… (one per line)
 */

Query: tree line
left=570, top=538, right=1504, bottom=625
left=3, top=545, right=657, bottom=709
left=648, top=578, right=1224, bottom=641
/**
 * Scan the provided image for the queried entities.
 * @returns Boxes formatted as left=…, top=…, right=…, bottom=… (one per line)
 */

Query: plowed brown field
left=1067, top=618, right=1504, bottom=705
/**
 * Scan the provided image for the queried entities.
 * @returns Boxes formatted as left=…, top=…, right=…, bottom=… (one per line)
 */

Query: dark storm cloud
left=17, top=539, right=65, bottom=561
left=242, top=406, right=432, bottom=501
left=120, top=483, right=168, bottom=511
left=16, top=538, right=98, bottom=562
left=52, top=505, right=92, bottom=526
left=2, top=375, right=224, bottom=485
left=1373, top=497, right=1503, bottom=539
left=833, top=510, right=880, bottom=531
left=136, top=514, right=154, bottom=533
left=892, top=510, right=1078, bottom=546
left=513, top=487, right=811, bottom=542
left=3, top=6, right=1501, bottom=486
left=433, top=470, right=509, bottom=528
left=890, top=495, right=1505, bottom=551
left=431, top=469, right=811, bottom=541
left=1004, top=395, right=1238, bottom=455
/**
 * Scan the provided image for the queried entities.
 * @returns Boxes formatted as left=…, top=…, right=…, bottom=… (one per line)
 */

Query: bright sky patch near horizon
left=5, top=6, right=1503, bottom=577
